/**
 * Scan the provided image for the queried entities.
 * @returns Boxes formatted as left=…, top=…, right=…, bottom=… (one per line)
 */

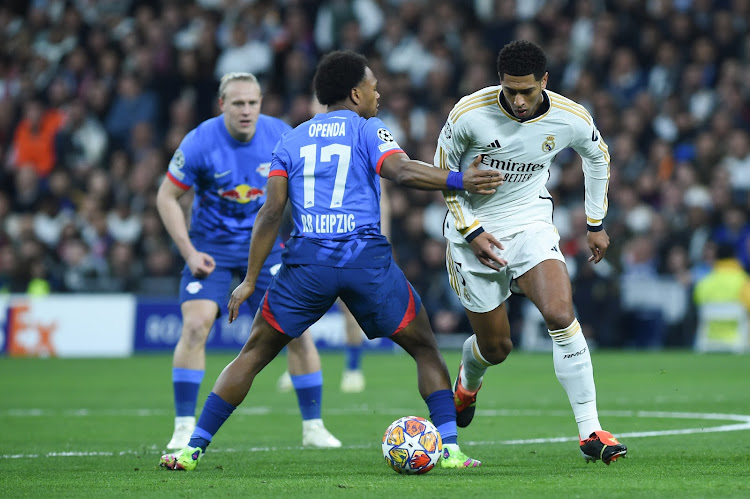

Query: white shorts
left=445, top=222, right=566, bottom=313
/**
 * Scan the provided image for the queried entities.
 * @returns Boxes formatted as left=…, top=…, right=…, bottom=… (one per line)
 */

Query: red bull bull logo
left=219, top=184, right=265, bottom=204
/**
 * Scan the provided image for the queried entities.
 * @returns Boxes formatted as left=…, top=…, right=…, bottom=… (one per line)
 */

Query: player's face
left=499, top=72, right=548, bottom=121
left=356, top=67, right=380, bottom=119
left=219, top=80, right=262, bottom=142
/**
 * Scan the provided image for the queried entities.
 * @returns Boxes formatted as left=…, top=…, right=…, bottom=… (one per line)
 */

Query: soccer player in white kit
left=434, top=40, right=627, bottom=465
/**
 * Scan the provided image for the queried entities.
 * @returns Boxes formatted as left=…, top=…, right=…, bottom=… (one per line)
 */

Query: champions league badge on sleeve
left=377, top=128, right=400, bottom=152
left=168, top=149, right=186, bottom=180
left=442, top=122, right=452, bottom=139
left=377, top=128, right=395, bottom=142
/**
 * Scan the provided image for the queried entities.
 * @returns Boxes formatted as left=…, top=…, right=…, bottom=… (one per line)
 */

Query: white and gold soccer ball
left=381, top=416, right=442, bottom=474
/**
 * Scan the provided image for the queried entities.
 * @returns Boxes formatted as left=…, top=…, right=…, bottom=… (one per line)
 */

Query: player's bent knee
left=179, top=317, right=214, bottom=349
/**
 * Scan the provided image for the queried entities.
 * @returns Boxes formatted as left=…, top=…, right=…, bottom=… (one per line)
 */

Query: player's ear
left=349, top=86, right=360, bottom=106
left=540, top=72, right=549, bottom=90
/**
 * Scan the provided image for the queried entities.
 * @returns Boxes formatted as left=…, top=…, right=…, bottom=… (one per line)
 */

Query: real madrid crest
left=542, top=135, right=555, bottom=152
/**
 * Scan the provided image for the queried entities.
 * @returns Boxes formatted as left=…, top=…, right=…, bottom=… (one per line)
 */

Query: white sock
left=549, top=319, right=601, bottom=438
left=460, top=335, right=492, bottom=392
left=302, top=418, right=324, bottom=432
left=174, top=416, right=195, bottom=430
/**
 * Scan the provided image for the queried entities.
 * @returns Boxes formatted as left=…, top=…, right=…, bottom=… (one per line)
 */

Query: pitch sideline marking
left=2, top=409, right=749, bottom=460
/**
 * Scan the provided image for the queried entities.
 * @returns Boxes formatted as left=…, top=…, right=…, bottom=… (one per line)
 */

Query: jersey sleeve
left=269, top=137, right=290, bottom=178
left=361, top=117, right=403, bottom=174
left=434, top=116, right=483, bottom=242
left=570, top=119, right=610, bottom=230
left=166, top=129, right=202, bottom=190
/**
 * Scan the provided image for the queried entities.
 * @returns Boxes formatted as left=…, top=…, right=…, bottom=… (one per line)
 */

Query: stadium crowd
left=1, top=0, right=749, bottom=349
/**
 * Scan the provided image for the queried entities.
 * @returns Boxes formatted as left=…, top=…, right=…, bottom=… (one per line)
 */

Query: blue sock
left=425, top=389, right=458, bottom=444
left=345, top=345, right=362, bottom=371
left=188, top=392, right=236, bottom=451
left=291, top=371, right=323, bottom=420
left=173, top=368, right=204, bottom=417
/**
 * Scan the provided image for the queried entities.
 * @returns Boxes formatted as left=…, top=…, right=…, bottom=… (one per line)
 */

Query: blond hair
left=218, top=72, right=260, bottom=100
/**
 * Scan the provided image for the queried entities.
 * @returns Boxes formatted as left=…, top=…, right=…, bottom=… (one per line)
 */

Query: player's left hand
left=228, top=280, right=255, bottom=323
left=587, top=229, right=610, bottom=263
left=469, top=231, right=508, bottom=270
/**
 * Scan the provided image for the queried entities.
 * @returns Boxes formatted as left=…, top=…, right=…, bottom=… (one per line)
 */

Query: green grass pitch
left=1, top=350, right=749, bottom=497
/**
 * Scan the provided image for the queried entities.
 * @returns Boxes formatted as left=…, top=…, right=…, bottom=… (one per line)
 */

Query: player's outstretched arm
left=379, top=153, right=502, bottom=194
left=228, top=175, right=288, bottom=323
left=156, top=178, right=216, bottom=278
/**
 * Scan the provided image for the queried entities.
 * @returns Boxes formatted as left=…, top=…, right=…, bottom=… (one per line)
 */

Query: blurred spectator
left=107, top=198, right=142, bottom=245
left=33, top=193, right=72, bottom=248
left=156, top=49, right=214, bottom=125
left=712, top=205, right=750, bottom=270
left=0, top=97, right=18, bottom=167
left=106, top=240, right=143, bottom=292
left=56, top=97, right=108, bottom=172
left=58, top=236, right=109, bottom=292
left=721, top=129, right=750, bottom=198
left=693, top=243, right=750, bottom=351
left=214, top=21, right=272, bottom=81
left=10, top=96, right=65, bottom=177
left=104, top=72, right=158, bottom=150
left=10, top=167, right=42, bottom=213
left=314, top=0, right=383, bottom=53
left=137, top=242, right=179, bottom=296
left=0, top=242, right=14, bottom=293
left=619, top=235, right=668, bottom=348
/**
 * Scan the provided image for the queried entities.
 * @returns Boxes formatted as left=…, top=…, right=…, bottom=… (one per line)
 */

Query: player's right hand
left=187, top=251, right=216, bottom=278
left=228, top=280, right=255, bottom=323
left=462, top=155, right=503, bottom=195
left=469, top=231, right=507, bottom=270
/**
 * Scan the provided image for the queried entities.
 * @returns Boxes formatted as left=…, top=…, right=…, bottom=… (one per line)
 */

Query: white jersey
left=434, top=85, right=609, bottom=243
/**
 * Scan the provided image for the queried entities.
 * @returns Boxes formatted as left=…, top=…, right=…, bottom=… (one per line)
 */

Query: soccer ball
left=381, top=416, right=442, bottom=474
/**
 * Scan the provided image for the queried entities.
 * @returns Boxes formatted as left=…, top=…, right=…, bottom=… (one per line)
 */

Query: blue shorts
left=260, top=257, right=422, bottom=339
left=178, top=242, right=283, bottom=317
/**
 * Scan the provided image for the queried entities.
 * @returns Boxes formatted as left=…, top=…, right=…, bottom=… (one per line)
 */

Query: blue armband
left=446, top=171, right=464, bottom=191
left=587, top=224, right=604, bottom=232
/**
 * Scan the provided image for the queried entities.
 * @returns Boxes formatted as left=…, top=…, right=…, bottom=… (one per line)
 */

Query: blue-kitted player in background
left=159, top=51, right=502, bottom=471
left=156, top=72, right=340, bottom=451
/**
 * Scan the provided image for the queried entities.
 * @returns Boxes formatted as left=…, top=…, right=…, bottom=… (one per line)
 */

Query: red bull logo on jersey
left=219, top=184, right=265, bottom=203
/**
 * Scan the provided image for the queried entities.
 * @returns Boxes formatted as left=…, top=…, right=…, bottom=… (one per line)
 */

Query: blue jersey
left=269, top=110, right=403, bottom=268
left=166, top=114, right=291, bottom=266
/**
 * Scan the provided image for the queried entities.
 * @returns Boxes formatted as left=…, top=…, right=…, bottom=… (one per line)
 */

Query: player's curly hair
left=314, top=50, right=368, bottom=106
left=496, top=40, right=547, bottom=80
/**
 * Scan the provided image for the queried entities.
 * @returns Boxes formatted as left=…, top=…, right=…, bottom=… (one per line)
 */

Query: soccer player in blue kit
left=156, top=72, right=340, bottom=451
left=159, top=51, right=502, bottom=471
